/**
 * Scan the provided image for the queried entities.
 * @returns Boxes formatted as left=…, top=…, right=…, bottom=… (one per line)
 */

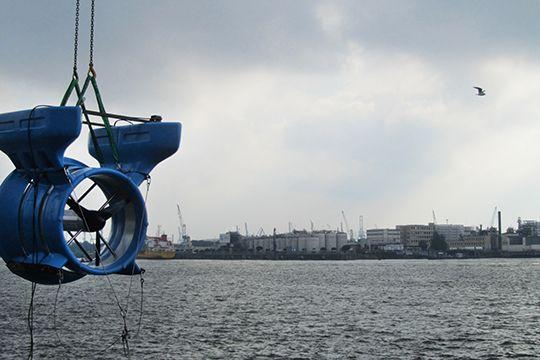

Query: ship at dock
left=137, top=234, right=176, bottom=260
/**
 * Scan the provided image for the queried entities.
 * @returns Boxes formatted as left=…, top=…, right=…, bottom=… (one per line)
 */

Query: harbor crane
left=177, top=203, right=191, bottom=249
left=342, top=210, right=354, bottom=240
left=177, top=204, right=184, bottom=243
left=358, top=215, right=365, bottom=240
left=489, top=206, right=498, bottom=229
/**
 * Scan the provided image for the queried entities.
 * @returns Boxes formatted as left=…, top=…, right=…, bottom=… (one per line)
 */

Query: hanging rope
left=27, top=282, right=37, bottom=360
left=51, top=174, right=151, bottom=358
left=52, top=270, right=71, bottom=357
left=52, top=269, right=125, bottom=359
left=51, top=243, right=146, bottom=359
left=94, top=253, right=145, bottom=358
left=135, top=273, right=145, bottom=338
left=102, top=176, right=151, bottom=357
left=27, top=179, right=38, bottom=359
left=24, top=105, right=52, bottom=360
left=27, top=178, right=38, bottom=359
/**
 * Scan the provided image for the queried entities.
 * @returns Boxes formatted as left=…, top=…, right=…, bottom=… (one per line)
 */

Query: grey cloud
left=335, top=0, right=540, bottom=60
left=0, top=1, right=338, bottom=80
left=3, top=1, right=540, bottom=79
left=1, top=1, right=540, bottom=236
left=282, top=113, right=444, bottom=203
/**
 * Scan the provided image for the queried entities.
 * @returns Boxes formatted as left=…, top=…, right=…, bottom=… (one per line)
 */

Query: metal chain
left=73, top=0, right=80, bottom=73
left=89, top=0, right=95, bottom=67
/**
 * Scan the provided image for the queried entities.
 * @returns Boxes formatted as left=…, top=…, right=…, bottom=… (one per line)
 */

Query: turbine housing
left=0, top=106, right=181, bottom=284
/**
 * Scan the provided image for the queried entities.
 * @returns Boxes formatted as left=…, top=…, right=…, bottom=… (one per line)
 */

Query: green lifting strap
left=61, top=74, right=104, bottom=164
left=60, top=69, right=120, bottom=165
left=88, top=72, right=119, bottom=164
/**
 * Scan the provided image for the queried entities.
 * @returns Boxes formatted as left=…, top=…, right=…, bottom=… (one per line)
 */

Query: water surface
left=0, top=259, right=539, bottom=359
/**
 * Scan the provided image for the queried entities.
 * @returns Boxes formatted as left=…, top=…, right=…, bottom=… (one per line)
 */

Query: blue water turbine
left=0, top=106, right=180, bottom=284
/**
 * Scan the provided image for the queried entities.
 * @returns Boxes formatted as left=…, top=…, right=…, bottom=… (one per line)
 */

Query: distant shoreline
left=164, top=251, right=540, bottom=261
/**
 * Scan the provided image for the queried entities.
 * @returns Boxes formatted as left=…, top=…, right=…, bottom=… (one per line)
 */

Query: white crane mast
left=176, top=204, right=184, bottom=244
left=489, top=206, right=498, bottom=229
left=177, top=203, right=191, bottom=249
left=177, top=204, right=188, bottom=244
left=358, top=215, right=365, bottom=240
left=341, top=210, right=353, bottom=240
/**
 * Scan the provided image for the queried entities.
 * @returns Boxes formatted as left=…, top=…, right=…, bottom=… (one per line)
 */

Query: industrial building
left=503, top=235, right=540, bottom=252
left=366, top=228, right=402, bottom=249
left=431, top=223, right=475, bottom=243
left=517, top=219, right=540, bottom=237
left=446, top=232, right=495, bottom=251
left=396, top=224, right=434, bottom=249
left=227, top=230, right=351, bottom=253
left=502, top=219, right=540, bottom=252
left=196, top=215, right=540, bottom=256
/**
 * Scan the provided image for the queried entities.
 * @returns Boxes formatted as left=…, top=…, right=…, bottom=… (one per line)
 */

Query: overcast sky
left=1, top=1, right=540, bottom=238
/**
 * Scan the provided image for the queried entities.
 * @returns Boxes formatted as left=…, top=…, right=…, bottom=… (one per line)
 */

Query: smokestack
left=498, top=210, right=502, bottom=251
left=273, top=228, right=277, bottom=259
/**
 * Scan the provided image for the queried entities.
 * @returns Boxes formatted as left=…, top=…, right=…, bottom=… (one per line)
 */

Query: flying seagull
left=473, top=86, right=486, bottom=96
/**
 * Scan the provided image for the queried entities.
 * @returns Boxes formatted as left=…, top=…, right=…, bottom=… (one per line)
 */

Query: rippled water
left=0, top=259, right=539, bottom=359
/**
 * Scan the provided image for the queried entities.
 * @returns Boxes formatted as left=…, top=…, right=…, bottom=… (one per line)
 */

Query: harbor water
left=0, top=259, right=539, bottom=359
